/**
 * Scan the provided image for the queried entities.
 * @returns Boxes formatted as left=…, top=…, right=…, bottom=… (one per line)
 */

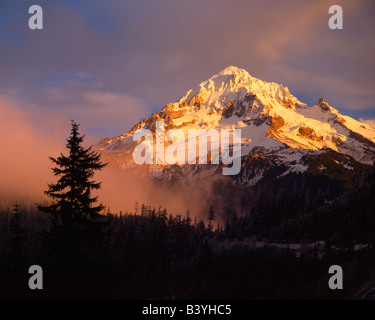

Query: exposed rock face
left=266, top=115, right=285, bottom=139
left=297, top=127, right=323, bottom=142
left=317, top=98, right=330, bottom=112
left=222, top=101, right=235, bottom=118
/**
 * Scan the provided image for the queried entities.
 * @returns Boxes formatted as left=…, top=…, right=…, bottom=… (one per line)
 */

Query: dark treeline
left=0, top=187, right=375, bottom=300
left=1, top=168, right=375, bottom=299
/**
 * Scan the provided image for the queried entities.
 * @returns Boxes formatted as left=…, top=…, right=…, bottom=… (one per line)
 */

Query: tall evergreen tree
left=37, top=120, right=107, bottom=228
left=208, top=205, right=215, bottom=226
left=10, top=201, right=22, bottom=241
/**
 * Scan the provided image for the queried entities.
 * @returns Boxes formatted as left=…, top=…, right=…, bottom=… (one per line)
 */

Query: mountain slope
left=96, top=66, right=375, bottom=186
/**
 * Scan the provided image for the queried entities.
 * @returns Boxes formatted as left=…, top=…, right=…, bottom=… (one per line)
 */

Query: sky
left=0, top=0, right=374, bottom=213
left=1, top=0, right=375, bottom=140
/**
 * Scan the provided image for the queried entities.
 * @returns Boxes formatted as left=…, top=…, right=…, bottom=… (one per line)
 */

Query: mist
left=0, top=97, right=66, bottom=201
left=96, top=164, right=235, bottom=220
left=0, top=97, right=233, bottom=221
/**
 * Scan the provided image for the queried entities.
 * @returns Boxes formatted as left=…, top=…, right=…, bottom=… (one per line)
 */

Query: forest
left=1, top=122, right=375, bottom=300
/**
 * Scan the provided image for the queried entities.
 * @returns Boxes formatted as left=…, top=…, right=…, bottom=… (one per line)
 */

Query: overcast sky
left=1, top=0, right=375, bottom=139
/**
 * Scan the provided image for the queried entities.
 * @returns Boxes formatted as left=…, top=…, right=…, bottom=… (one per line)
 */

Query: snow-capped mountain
left=96, top=66, right=375, bottom=186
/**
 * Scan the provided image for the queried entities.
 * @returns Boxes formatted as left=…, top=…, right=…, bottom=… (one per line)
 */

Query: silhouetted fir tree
left=207, top=205, right=216, bottom=236
left=37, top=120, right=107, bottom=270
left=159, top=208, right=168, bottom=224
left=9, top=201, right=26, bottom=269
left=140, top=203, right=148, bottom=216
left=134, top=201, right=139, bottom=215
left=208, top=205, right=215, bottom=222
left=150, top=207, right=157, bottom=220
left=185, top=208, right=192, bottom=225
left=38, top=121, right=106, bottom=225
left=196, top=219, right=207, bottom=238
left=10, top=202, right=22, bottom=242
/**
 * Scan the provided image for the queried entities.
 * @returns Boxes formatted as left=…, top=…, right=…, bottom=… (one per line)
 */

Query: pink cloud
left=0, top=96, right=67, bottom=199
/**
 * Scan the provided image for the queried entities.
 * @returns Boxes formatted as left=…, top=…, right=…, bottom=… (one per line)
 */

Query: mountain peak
left=96, top=65, right=375, bottom=178
left=317, top=97, right=333, bottom=112
left=215, top=66, right=292, bottom=100
left=318, top=97, right=329, bottom=105
left=176, top=66, right=303, bottom=118
left=219, top=65, right=250, bottom=76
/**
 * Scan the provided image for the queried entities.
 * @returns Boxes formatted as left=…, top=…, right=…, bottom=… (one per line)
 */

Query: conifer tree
left=10, top=201, right=26, bottom=268
left=208, top=205, right=216, bottom=228
left=10, top=201, right=22, bottom=241
left=37, top=120, right=107, bottom=228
